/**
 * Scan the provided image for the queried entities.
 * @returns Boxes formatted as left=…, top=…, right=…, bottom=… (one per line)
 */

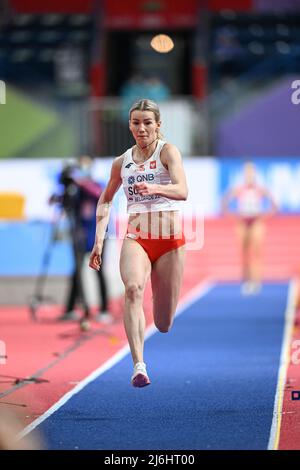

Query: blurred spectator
left=144, top=76, right=171, bottom=103
left=53, top=155, right=112, bottom=324
left=222, top=161, right=277, bottom=295
left=120, top=73, right=170, bottom=120
left=120, top=73, right=146, bottom=120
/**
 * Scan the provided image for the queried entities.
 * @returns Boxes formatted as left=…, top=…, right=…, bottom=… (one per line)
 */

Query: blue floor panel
left=37, top=282, right=288, bottom=450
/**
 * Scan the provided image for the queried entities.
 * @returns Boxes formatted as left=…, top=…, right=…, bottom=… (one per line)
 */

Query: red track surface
left=1, top=215, right=300, bottom=447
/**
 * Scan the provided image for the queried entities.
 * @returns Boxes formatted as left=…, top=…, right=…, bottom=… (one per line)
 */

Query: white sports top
left=236, top=184, right=264, bottom=217
left=121, top=140, right=182, bottom=214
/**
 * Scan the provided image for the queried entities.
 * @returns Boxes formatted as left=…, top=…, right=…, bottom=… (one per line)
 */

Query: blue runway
left=36, top=283, right=288, bottom=450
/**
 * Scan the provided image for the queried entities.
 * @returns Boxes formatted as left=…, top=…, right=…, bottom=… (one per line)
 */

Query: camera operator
left=53, top=155, right=112, bottom=324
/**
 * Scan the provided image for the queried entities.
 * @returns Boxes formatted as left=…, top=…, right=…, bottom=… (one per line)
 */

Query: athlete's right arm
left=221, top=188, right=238, bottom=215
left=89, top=156, right=123, bottom=271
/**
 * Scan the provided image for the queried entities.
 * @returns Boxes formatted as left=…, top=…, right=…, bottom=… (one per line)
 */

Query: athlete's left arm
left=135, top=144, right=188, bottom=200
left=262, top=187, right=278, bottom=215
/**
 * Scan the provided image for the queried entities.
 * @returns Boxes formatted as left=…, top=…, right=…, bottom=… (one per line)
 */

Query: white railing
left=75, top=96, right=208, bottom=157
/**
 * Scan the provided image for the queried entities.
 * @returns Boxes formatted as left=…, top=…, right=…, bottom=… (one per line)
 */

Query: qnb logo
left=127, top=174, right=154, bottom=185
left=291, top=80, right=300, bottom=104
left=0, top=80, right=6, bottom=104
left=0, top=340, right=7, bottom=365
left=136, top=174, right=154, bottom=183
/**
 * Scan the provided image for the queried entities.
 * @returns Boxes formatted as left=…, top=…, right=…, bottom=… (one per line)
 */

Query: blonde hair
left=129, top=99, right=164, bottom=140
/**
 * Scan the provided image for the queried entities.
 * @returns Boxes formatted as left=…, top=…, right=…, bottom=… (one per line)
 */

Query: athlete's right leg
left=119, top=239, right=151, bottom=366
left=236, top=221, right=251, bottom=282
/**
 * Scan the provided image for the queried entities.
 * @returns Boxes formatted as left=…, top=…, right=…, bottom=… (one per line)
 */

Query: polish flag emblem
left=150, top=161, right=156, bottom=169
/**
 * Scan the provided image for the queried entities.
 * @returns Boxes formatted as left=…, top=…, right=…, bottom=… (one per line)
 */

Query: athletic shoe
left=57, top=310, right=80, bottom=321
left=241, top=281, right=262, bottom=296
left=131, top=362, right=151, bottom=388
left=95, top=311, right=114, bottom=324
left=251, top=282, right=262, bottom=294
left=80, top=319, right=91, bottom=332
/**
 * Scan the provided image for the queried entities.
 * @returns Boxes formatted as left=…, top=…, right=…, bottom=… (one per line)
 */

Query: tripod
left=29, top=210, right=63, bottom=320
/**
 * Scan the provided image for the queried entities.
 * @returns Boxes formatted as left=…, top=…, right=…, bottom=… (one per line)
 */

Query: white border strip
left=19, top=278, right=215, bottom=440
left=267, top=279, right=298, bottom=450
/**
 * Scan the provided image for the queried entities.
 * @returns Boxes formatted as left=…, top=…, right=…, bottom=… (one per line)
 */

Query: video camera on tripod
left=49, top=163, right=81, bottom=213
left=29, top=161, right=93, bottom=330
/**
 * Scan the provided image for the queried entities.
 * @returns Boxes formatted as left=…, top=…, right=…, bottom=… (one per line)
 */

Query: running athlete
left=89, top=99, right=188, bottom=387
left=222, top=162, right=277, bottom=295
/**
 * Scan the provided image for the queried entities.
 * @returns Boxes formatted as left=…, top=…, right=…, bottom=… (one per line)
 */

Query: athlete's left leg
left=150, top=246, right=185, bottom=333
left=249, top=219, right=265, bottom=283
